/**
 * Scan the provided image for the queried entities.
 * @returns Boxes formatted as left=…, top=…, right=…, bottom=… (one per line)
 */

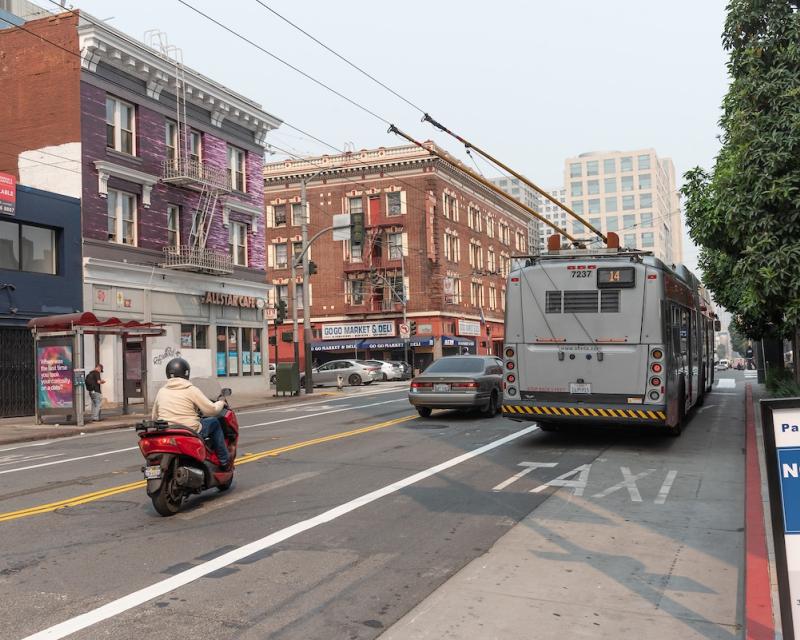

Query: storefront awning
left=360, top=338, right=404, bottom=350
left=27, top=312, right=164, bottom=336
left=311, top=339, right=361, bottom=352
left=442, top=335, right=475, bottom=347
left=409, top=337, right=434, bottom=347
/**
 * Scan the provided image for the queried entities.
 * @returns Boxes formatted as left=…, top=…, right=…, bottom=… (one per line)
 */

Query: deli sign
left=0, top=172, right=16, bottom=216
left=322, top=321, right=395, bottom=340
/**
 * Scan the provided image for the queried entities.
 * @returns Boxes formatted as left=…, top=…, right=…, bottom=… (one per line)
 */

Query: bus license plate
left=570, top=383, right=591, bottom=394
left=144, top=466, right=162, bottom=480
left=434, top=383, right=450, bottom=393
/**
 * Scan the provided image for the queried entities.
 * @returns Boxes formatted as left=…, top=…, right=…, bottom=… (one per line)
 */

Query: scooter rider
left=152, top=357, right=231, bottom=469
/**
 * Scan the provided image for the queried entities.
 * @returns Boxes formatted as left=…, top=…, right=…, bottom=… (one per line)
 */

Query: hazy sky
left=70, top=0, right=730, bottom=277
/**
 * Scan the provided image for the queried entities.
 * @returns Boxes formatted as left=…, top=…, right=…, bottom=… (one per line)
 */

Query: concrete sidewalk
left=0, top=387, right=348, bottom=446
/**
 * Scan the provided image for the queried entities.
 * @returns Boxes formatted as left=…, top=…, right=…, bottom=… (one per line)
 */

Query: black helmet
left=165, top=357, right=190, bottom=380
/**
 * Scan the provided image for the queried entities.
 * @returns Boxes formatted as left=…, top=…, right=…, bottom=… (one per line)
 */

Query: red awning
left=27, top=312, right=164, bottom=335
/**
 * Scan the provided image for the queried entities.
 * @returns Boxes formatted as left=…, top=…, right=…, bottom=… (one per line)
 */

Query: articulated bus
left=501, top=247, right=718, bottom=435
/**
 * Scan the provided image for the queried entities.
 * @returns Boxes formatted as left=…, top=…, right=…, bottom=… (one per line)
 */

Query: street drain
left=405, top=422, right=449, bottom=429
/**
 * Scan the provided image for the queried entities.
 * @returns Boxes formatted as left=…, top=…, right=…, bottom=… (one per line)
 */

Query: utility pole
left=301, top=177, right=313, bottom=394
left=290, top=239, right=300, bottom=394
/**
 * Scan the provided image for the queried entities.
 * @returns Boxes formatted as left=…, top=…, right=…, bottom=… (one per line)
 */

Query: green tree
left=728, top=324, right=749, bottom=356
left=681, top=0, right=800, bottom=376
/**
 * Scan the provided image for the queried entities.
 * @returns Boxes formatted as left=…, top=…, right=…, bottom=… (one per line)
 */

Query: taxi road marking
left=0, top=414, right=417, bottom=524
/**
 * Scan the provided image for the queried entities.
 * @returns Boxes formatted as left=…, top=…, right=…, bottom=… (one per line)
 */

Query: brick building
left=263, top=143, right=533, bottom=371
left=0, top=10, right=281, bottom=406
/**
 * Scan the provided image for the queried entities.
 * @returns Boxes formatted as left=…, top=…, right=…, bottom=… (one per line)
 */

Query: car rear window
left=423, top=358, right=484, bottom=374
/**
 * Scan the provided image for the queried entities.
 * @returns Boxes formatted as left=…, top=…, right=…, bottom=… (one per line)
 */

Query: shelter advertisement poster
left=37, top=342, right=73, bottom=409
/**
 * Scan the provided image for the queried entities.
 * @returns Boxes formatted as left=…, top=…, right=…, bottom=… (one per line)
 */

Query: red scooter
left=136, top=388, right=239, bottom=516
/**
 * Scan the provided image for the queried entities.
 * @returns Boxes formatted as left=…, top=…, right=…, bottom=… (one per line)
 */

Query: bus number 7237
left=571, top=270, right=592, bottom=278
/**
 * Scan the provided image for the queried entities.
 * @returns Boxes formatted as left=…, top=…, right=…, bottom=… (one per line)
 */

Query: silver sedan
left=408, top=355, right=504, bottom=417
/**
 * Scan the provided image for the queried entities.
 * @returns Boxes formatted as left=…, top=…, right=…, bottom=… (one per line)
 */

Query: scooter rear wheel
left=151, top=472, right=182, bottom=516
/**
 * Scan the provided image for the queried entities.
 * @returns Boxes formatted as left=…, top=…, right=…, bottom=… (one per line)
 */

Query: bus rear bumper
left=501, top=402, right=666, bottom=424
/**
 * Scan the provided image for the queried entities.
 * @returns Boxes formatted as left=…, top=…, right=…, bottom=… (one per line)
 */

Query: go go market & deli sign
left=321, top=321, right=396, bottom=340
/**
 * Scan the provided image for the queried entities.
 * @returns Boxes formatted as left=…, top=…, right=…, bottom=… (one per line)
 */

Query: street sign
left=762, top=399, right=800, bottom=639
left=399, top=323, right=410, bottom=339
left=332, top=214, right=351, bottom=241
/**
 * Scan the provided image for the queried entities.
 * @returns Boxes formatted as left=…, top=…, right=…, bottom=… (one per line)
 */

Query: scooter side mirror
left=221, top=388, right=232, bottom=397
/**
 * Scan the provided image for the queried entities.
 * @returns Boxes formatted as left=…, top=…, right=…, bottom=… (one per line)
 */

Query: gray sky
left=71, top=0, right=729, bottom=279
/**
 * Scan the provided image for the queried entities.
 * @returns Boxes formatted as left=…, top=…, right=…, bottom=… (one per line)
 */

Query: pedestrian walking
left=85, top=363, right=105, bottom=421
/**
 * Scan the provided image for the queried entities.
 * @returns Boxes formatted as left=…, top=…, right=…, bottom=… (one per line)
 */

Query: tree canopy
left=681, top=0, right=800, bottom=340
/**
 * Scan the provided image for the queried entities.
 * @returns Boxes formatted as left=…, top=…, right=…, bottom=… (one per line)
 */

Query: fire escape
left=363, top=224, right=405, bottom=312
left=149, top=32, right=234, bottom=275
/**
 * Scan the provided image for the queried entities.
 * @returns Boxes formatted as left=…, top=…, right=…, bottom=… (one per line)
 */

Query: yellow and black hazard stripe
left=501, top=404, right=666, bottom=421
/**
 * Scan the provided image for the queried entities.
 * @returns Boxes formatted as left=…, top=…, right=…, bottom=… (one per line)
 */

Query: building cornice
left=94, top=160, right=158, bottom=207
left=77, top=13, right=282, bottom=145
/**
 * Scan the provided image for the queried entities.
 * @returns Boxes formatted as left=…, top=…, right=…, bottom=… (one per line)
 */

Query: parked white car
left=365, top=359, right=403, bottom=381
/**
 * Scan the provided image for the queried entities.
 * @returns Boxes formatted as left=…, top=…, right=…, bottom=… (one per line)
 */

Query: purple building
left=1, top=10, right=282, bottom=406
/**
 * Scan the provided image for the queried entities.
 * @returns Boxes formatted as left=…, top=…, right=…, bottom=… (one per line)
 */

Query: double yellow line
left=0, top=414, right=417, bottom=524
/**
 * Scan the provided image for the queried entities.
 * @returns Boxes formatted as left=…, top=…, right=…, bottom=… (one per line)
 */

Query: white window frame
left=107, top=188, right=137, bottom=246
left=106, top=96, right=135, bottom=155
left=190, top=130, right=202, bottom=163
left=229, top=221, right=248, bottom=266
left=167, top=204, right=180, bottom=248
left=227, top=146, right=247, bottom=192
left=275, top=242, right=288, bottom=269
left=165, top=120, right=178, bottom=165
left=291, top=202, right=307, bottom=226
left=386, top=191, right=405, bottom=216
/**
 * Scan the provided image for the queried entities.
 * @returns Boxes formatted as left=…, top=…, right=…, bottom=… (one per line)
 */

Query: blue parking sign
left=779, top=448, right=800, bottom=534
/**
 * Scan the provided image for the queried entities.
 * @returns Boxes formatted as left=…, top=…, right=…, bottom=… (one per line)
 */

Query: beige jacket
left=151, top=378, right=225, bottom=431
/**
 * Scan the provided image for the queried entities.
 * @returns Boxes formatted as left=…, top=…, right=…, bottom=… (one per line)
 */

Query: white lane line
left=237, top=386, right=407, bottom=415
left=177, top=471, right=321, bottom=521
left=240, top=398, right=405, bottom=430
left=655, top=470, right=678, bottom=505
left=0, top=454, right=62, bottom=467
left=715, top=379, right=736, bottom=389
left=0, top=447, right=138, bottom=476
left=23, top=424, right=539, bottom=640
left=0, top=399, right=406, bottom=474
left=492, top=461, right=556, bottom=492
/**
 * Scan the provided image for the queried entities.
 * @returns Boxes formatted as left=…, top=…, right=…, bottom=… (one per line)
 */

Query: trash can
left=276, top=362, right=300, bottom=396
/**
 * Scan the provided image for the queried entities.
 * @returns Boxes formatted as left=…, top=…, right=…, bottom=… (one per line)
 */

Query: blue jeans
left=199, top=417, right=230, bottom=466
left=89, top=391, right=102, bottom=420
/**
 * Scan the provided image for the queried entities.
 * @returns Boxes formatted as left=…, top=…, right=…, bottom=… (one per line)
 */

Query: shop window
left=241, top=328, right=262, bottom=375
left=180, top=324, right=208, bottom=349
left=216, top=326, right=239, bottom=376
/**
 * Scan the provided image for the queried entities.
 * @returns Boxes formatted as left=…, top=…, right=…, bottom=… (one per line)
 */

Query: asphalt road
left=0, top=373, right=751, bottom=639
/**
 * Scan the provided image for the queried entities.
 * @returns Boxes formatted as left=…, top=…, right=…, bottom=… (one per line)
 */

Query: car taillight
left=452, top=381, right=478, bottom=389
left=411, top=381, right=431, bottom=388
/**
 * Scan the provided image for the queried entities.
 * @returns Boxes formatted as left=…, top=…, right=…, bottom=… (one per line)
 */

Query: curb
left=745, top=383, right=775, bottom=639
left=0, top=389, right=349, bottom=446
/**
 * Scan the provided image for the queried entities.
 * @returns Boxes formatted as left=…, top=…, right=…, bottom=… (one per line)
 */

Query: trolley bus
left=501, top=246, right=718, bottom=435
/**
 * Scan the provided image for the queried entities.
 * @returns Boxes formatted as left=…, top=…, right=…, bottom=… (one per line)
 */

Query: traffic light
left=307, top=260, right=318, bottom=275
left=351, top=211, right=365, bottom=245
left=275, top=299, right=287, bottom=324
left=410, top=320, right=417, bottom=335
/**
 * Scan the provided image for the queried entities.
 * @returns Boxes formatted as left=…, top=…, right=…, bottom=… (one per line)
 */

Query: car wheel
left=349, top=373, right=362, bottom=386
left=481, top=391, right=498, bottom=416
left=417, top=407, right=432, bottom=417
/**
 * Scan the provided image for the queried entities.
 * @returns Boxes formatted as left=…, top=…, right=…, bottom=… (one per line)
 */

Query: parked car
left=300, top=359, right=379, bottom=387
left=389, top=360, right=412, bottom=380
left=408, top=355, right=503, bottom=417
left=365, top=359, right=403, bottom=381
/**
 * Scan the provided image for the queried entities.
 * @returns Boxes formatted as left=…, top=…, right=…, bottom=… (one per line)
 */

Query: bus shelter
left=27, top=312, right=164, bottom=427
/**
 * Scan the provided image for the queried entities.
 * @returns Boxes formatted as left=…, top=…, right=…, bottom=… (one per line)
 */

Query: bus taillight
left=651, top=363, right=663, bottom=373
left=649, top=391, right=660, bottom=400
left=506, top=361, right=515, bottom=370
left=650, top=376, right=662, bottom=387
left=651, top=349, right=663, bottom=360
left=507, top=374, right=516, bottom=383
left=505, top=347, right=515, bottom=358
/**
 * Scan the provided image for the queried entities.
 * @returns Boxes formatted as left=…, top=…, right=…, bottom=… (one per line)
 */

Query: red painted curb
left=745, top=383, right=775, bottom=639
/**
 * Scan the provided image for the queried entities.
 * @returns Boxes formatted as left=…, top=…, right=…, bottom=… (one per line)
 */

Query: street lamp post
left=301, top=178, right=313, bottom=394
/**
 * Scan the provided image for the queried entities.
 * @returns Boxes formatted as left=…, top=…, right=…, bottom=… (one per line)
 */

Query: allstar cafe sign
left=201, top=291, right=265, bottom=309
left=0, top=172, right=16, bottom=216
